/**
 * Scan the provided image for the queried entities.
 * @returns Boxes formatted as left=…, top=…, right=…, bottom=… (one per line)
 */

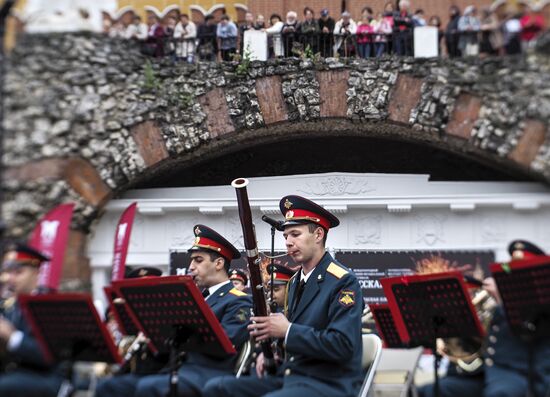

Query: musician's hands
left=255, top=352, right=265, bottom=378
left=482, top=277, right=501, bottom=304
left=249, top=313, right=290, bottom=341
left=0, top=317, right=15, bottom=341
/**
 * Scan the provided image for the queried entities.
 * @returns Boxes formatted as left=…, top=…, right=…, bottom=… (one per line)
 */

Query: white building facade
left=88, top=172, right=550, bottom=302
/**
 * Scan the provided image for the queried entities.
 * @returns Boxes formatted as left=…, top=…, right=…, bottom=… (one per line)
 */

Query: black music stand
left=491, top=256, right=550, bottom=397
left=381, top=272, right=485, bottom=397
left=104, top=286, right=139, bottom=336
left=369, top=304, right=407, bottom=348
left=112, top=275, right=236, bottom=397
left=19, top=293, right=121, bottom=396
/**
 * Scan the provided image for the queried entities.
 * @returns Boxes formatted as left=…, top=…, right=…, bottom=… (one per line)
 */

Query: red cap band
left=272, top=272, right=291, bottom=282
left=193, top=237, right=234, bottom=261
left=285, top=208, right=330, bottom=230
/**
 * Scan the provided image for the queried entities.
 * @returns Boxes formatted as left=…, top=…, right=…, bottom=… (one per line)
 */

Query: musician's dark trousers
left=203, top=373, right=347, bottom=397
left=133, top=364, right=230, bottom=397
left=95, top=373, right=142, bottom=397
left=0, top=369, right=62, bottom=397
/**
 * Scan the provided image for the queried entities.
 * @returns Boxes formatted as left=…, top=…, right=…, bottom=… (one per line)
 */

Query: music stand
left=112, top=275, right=236, bottom=397
left=19, top=293, right=121, bottom=396
left=369, top=304, right=406, bottom=348
left=104, top=286, right=139, bottom=336
left=381, top=271, right=485, bottom=397
left=491, top=256, right=550, bottom=397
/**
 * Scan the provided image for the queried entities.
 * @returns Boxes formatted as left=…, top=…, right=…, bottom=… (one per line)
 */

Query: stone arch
left=4, top=33, right=550, bottom=286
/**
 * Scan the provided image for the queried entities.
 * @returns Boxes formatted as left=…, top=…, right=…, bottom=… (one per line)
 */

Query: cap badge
left=139, top=269, right=148, bottom=276
left=194, top=226, right=201, bottom=235
left=194, top=236, right=201, bottom=245
left=284, top=199, right=293, bottom=209
left=285, top=210, right=294, bottom=219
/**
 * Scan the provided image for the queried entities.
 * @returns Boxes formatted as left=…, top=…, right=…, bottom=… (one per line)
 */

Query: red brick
left=61, top=230, right=91, bottom=284
left=446, top=94, right=482, bottom=140
left=130, top=120, right=169, bottom=167
left=256, top=76, right=288, bottom=125
left=5, top=158, right=111, bottom=208
left=197, top=88, right=235, bottom=138
left=508, top=120, right=547, bottom=167
left=4, top=158, right=65, bottom=181
left=64, top=158, right=112, bottom=207
left=317, top=70, right=350, bottom=118
left=388, top=74, right=423, bottom=125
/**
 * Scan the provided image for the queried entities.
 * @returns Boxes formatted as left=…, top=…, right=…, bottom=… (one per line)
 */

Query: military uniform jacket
left=2, top=300, right=50, bottom=371
left=185, top=281, right=252, bottom=371
left=484, top=305, right=550, bottom=391
left=282, top=252, right=364, bottom=397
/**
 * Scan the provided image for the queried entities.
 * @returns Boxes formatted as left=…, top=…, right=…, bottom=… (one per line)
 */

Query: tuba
left=439, top=288, right=497, bottom=372
left=415, top=255, right=497, bottom=372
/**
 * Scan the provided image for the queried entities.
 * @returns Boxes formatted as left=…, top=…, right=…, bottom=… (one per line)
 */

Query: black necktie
left=202, top=289, right=210, bottom=299
left=293, top=280, right=306, bottom=312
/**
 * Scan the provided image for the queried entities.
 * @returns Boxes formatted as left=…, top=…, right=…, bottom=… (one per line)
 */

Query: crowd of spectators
left=105, top=1, right=548, bottom=62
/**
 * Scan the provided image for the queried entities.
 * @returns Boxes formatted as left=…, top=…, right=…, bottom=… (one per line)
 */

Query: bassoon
left=231, top=178, right=277, bottom=375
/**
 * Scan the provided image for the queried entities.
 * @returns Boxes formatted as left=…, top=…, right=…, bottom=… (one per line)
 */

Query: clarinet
left=115, top=332, right=148, bottom=375
left=231, top=178, right=277, bottom=375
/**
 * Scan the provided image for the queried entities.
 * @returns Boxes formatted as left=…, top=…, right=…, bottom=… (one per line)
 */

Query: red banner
left=29, top=203, right=75, bottom=291
left=111, top=202, right=138, bottom=281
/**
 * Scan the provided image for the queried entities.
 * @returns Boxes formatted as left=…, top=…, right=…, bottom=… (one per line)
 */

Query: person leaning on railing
left=238, top=12, right=257, bottom=55
left=356, top=7, right=375, bottom=58
left=333, top=11, right=357, bottom=58
left=298, top=7, right=319, bottom=55
left=458, top=5, right=481, bottom=57
left=197, top=15, right=218, bottom=62
left=373, top=11, right=393, bottom=57
left=393, top=0, right=414, bottom=56
left=446, top=5, right=462, bottom=57
left=265, top=14, right=284, bottom=58
left=217, top=15, right=238, bottom=62
left=281, top=11, right=300, bottom=58
left=173, top=13, right=196, bottom=63
left=318, top=8, right=335, bottom=58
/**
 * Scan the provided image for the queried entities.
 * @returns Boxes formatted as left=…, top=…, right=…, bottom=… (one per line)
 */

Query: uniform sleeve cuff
left=7, top=330, right=24, bottom=351
left=284, top=323, right=293, bottom=345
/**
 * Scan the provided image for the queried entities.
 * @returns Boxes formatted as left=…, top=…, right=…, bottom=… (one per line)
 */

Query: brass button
left=487, top=347, right=495, bottom=355
left=485, top=358, right=494, bottom=367
left=289, top=356, right=295, bottom=362
left=489, top=335, right=497, bottom=343
left=284, top=368, right=291, bottom=376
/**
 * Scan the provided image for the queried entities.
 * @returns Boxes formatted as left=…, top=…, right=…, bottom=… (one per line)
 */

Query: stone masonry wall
left=3, top=32, right=550, bottom=245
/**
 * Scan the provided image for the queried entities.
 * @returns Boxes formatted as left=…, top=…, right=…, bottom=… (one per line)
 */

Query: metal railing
left=133, top=27, right=539, bottom=61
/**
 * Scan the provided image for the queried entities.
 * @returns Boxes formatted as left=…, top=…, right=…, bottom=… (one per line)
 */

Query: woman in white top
left=174, top=13, right=197, bottom=63
left=265, top=14, right=284, bottom=58
left=333, top=11, right=357, bottom=57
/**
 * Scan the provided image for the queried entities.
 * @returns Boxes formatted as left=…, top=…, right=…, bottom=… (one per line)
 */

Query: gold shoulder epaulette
left=326, top=262, right=348, bottom=279
left=229, top=288, right=248, bottom=297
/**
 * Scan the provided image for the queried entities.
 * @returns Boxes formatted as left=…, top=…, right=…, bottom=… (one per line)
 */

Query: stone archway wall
left=3, top=33, right=550, bottom=285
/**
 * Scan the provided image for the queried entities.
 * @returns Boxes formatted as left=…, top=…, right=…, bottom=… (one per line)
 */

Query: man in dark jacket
left=133, top=225, right=252, bottom=397
left=0, top=243, right=63, bottom=397
left=203, top=195, right=364, bottom=397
